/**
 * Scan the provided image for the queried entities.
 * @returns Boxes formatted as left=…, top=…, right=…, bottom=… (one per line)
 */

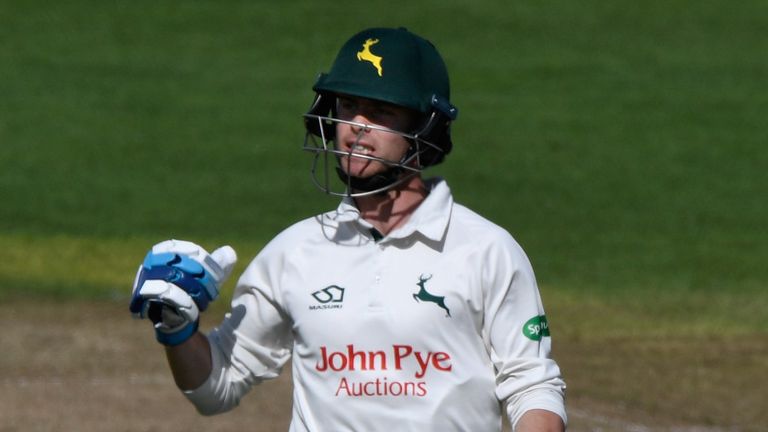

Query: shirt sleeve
left=482, top=233, right=567, bottom=429
left=184, top=244, right=294, bottom=415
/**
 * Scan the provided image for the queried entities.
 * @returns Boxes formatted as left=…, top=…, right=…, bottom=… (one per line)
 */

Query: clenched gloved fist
left=130, top=240, right=237, bottom=346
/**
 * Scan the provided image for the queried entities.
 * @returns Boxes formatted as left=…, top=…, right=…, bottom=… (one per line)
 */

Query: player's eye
left=372, top=107, right=396, bottom=119
left=336, top=98, right=358, bottom=120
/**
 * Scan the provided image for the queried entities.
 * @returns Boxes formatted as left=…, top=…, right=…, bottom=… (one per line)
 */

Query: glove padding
left=130, top=240, right=237, bottom=346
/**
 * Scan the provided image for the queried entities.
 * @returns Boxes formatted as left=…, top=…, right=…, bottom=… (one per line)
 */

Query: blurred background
left=1, top=1, right=766, bottom=430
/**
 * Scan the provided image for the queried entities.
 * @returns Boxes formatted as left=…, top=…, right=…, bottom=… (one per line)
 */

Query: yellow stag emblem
left=357, top=38, right=383, bottom=76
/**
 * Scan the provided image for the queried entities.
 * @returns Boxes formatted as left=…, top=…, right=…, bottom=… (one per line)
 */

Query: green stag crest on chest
left=413, top=274, right=451, bottom=317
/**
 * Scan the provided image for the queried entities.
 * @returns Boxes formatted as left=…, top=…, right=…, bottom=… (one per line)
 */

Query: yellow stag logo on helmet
left=356, top=38, right=383, bottom=76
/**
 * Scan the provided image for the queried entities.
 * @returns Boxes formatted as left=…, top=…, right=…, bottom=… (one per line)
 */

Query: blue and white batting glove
left=129, top=240, right=237, bottom=346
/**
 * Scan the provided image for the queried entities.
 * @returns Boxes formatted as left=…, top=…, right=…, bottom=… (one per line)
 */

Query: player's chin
left=338, top=157, right=384, bottom=178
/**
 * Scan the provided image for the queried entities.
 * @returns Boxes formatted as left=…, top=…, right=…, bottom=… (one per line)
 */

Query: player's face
left=334, top=95, right=416, bottom=178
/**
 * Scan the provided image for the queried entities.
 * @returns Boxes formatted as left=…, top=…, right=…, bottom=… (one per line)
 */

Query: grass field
left=1, top=1, right=767, bottom=430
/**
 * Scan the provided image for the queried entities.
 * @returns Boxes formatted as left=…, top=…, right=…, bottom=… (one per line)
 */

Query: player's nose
left=348, top=115, right=372, bottom=134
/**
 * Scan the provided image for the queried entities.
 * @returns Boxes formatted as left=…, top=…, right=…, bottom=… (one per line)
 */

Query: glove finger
left=152, top=239, right=208, bottom=257
left=159, top=284, right=199, bottom=323
left=131, top=265, right=143, bottom=295
left=210, top=245, right=237, bottom=281
left=131, top=280, right=173, bottom=318
left=139, top=279, right=173, bottom=297
left=130, top=265, right=149, bottom=317
left=151, top=239, right=235, bottom=283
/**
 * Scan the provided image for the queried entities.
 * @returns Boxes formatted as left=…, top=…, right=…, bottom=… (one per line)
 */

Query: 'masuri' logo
left=412, top=274, right=450, bottom=317
left=310, top=285, right=345, bottom=310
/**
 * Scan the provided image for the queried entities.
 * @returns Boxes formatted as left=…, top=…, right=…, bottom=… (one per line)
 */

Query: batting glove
left=130, top=240, right=237, bottom=346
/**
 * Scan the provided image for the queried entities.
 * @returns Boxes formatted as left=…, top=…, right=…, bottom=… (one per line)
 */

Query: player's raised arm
left=516, top=409, right=566, bottom=432
left=129, top=239, right=237, bottom=390
left=164, top=331, right=214, bottom=390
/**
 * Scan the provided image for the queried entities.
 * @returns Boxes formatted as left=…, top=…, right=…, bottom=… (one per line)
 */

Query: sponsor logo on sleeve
left=522, top=315, right=551, bottom=341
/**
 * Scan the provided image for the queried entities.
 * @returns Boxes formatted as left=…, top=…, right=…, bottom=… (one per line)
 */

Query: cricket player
left=130, top=27, right=567, bottom=431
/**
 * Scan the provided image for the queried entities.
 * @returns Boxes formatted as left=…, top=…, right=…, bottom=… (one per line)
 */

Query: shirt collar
left=332, top=177, right=453, bottom=243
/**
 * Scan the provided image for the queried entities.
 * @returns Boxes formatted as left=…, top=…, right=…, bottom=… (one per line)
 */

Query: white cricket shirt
left=186, top=178, right=566, bottom=431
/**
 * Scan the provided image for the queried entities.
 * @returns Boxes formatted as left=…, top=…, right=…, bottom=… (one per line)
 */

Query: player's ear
left=305, top=91, right=337, bottom=140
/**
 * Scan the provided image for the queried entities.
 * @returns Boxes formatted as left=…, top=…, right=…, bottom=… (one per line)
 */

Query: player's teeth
left=352, top=144, right=372, bottom=154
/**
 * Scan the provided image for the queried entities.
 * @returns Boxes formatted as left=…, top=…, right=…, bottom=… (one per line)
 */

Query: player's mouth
left=348, top=142, right=374, bottom=156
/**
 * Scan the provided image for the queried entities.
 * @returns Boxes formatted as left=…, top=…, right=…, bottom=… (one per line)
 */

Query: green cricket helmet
left=303, top=27, right=458, bottom=196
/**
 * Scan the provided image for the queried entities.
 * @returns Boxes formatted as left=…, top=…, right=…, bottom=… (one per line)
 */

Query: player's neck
left=353, top=175, right=427, bottom=236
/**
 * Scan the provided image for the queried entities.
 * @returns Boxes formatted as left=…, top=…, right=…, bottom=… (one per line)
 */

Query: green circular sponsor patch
left=522, top=315, right=550, bottom=341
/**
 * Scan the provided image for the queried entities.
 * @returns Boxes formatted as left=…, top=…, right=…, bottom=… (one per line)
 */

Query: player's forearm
left=165, top=331, right=213, bottom=391
left=515, top=409, right=565, bottom=432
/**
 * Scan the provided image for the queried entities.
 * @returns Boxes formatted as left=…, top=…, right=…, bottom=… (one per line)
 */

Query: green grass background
left=1, top=0, right=767, bottom=341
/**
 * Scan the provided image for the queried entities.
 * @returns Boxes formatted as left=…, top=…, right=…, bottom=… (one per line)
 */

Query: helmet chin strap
left=335, top=166, right=405, bottom=195
left=334, top=127, right=417, bottom=196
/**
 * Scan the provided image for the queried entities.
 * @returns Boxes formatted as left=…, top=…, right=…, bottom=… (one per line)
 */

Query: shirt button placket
left=369, top=242, right=386, bottom=309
